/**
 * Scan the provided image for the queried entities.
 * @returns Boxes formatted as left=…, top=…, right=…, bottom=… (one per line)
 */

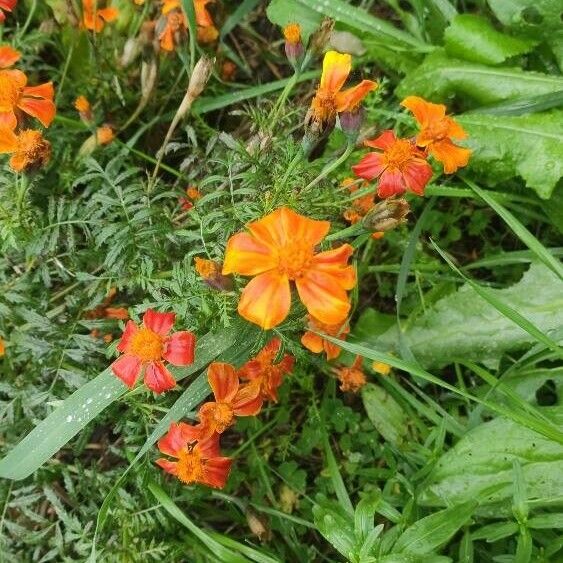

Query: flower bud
left=339, top=106, right=364, bottom=141
left=362, top=198, right=410, bottom=232
left=245, top=508, right=271, bottom=542
left=187, top=55, right=215, bottom=102
left=194, top=257, right=233, bottom=291
left=74, top=96, right=93, bottom=124
left=283, top=23, right=304, bottom=67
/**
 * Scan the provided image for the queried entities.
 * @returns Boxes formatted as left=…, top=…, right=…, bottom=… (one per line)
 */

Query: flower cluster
left=0, top=45, right=55, bottom=172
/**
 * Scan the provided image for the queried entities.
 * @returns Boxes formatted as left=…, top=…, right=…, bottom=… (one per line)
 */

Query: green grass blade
left=220, top=0, right=261, bottom=39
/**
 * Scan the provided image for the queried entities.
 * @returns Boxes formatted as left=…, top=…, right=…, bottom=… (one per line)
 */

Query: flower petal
left=444, top=116, right=467, bottom=140
left=0, top=127, right=17, bottom=153
left=99, top=6, right=119, bottom=22
left=197, top=433, right=222, bottom=458
left=158, top=422, right=187, bottom=457
left=0, top=111, right=17, bottom=130
left=429, top=139, right=471, bottom=174
left=163, top=331, right=196, bottom=366
left=201, top=457, right=232, bottom=489
left=311, top=244, right=356, bottom=290
left=111, top=354, right=141, bottom=387
left=23, top=82, right=54, bottom=100
left=301, top=331, right=324, bottom=354
left=402, top=158, right=433, bottom=196
left=364, top=130, right=396, bottom=151
left=352, top=152, right=386, bottom=181
left=116, top=320, right=138, bottom=353
left=377, top=169, right=406, bottom=198
left=155, top=458, right=178, bottom=475
left=233, top=389, right=263, bottom=416
left=143, top=308, right=175, bottom=336
left=401, top=96, right=445, bottom=127
left=0, top=45, right=20, bottom=68
left=335, top=80, right=377, bottom=112
left=238, top=271, right=291, bottom=330
left=144, top=361, right=176, bottom=393
left=222, top=232, right=277, bottom=276
left=296, top=272, right=351, bottom=325
left=320, top=51, right=351, bottom=93
left=208, top=362, right=239, bottom=402
left=17, top=97, right=56, bottom=127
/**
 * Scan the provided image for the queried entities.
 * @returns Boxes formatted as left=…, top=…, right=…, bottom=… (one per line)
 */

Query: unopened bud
left=245, top=508, right=271, bottom=542
left=74, top=96, right=93, bottom=124
left=120, top=37, right=141, bottom=67
left=283, top=23, right=304, bottom=67
left=187, top=55, right=215, bottom=102
left=309, top=18, right=335, bottom=56
left=362, top=198, right=410, bottom=232
left=339, top=106, right=364, bottom=140
left=194, top=257, right=233, bottom=291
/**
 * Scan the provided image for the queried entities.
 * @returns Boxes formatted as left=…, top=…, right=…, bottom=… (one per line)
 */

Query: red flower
left=352, top=130, right=432, bottom=198
left=156, top=422, right=232, bottom=488
left=197, top=362, right=262, bottom=438
left=238, top=338, right=294, bottom=404
left=111, top=308, right=196, bottom=394
left=0, top=0, right=17, bottom=23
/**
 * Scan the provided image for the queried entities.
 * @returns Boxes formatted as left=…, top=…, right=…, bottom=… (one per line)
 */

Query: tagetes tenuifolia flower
left=238, top=338, right=294, bottom=404
left=197, top=362, right=262, bottom=437
left=0, top=0, right=16, bottom=23
left=158, top=0, right=187, bottom=51
left=353, top=130, right=432, bottom=198
left=401, top=96, right=471, bottom=174
left=0, top=69, right=55, bottom=129
left=223, top=207, right=356, bottom=330
left=0, top=46, right=20, bottom=68
left=0, top=128, right=51, bottom=172
left=301, top=315, right=349, bottom=361
left=82, top=0, right=119, bottom=32
left=309, top=51, right=377, bottom=127
left=195, top=0, right=218, bottom=44
left=0, top=336, right=5, bottom=357
left=156, top=422, right=232, bottom=488
left=111, top=309, right=196, bottom=393
left=335, top=356, right=366, bottom=393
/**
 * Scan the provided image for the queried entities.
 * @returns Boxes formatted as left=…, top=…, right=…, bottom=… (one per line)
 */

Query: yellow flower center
left=200, top=401, right=234, bottom=433
left=383, top=139, right=414, bottom=171
left=128, top=327, right=163, bottom=362
left=176, top=445, right=204, bottom=484
left=276, top=240, right=314, bottom=279
left=0, top=73, right=21, bottom=111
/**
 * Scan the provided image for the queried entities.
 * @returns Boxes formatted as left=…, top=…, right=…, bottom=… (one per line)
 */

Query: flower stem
left=301, top=142, right=355, bottom=194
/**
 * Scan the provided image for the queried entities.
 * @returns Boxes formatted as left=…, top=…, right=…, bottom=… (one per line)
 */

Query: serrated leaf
left=361, top=384, right=407, bottom=446
left=375, top=263, right=563, bottom=369
left=444, top=14, right=536, bottom=65
left=396, top=50, right=563, bottom=107
left=458, top=111, right=563, bottom=198
left=420, top=411, right=563, bottom=515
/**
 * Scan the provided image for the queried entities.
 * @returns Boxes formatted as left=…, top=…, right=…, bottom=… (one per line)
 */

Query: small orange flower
left=194, top=257, right=232, bottom=290
left=158, top=0, right=188, bottom=51
left=221, top=60, right=237, bottom=82
left=341, top=178, right=375, bottom=225
left=82, top=0, right=119, bottom=32
left=0, top=128, right=51, bottom=172
left=156, top=422, right=232, bottom=488
left=74, top=95, right=92, bottom=122
left=0, top=69, right=55, bottom=129
left=401, top=96, right=471, bottom=174
left=0, top=0, right=16, bottom=23
left=96, top=124, right=114, bottom=145
left=353, top=130, right=433, bottom=198
left=334, top=356, right=366, bottom=393
left=0, top=336, right=5, bottom=357
left=283, top=23, right=301, bottom=45
left=197, top=362, right=262, bottom=438
left=0, top=45, right=20, bottom=68
left=308, top=51, right=377, bottom=128
left=179, top=186, right=201, bottom=210
left=223, top=207, right=356, bottom=330
left=111, top=308, right=196, bottom=394
left=238, top=338, right=294, bottom=404
left=195, top=0, right=218, bottom=44
left=301, top=315, right=349, bottom=361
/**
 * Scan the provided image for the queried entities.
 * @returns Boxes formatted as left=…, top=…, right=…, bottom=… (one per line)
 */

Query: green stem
left=301, top=142, right=355, bottom=194
left=267, top=71, right=300, bottom=133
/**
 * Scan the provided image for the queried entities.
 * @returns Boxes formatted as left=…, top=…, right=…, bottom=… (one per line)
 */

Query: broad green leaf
left=392, top=502, right=476, bottom=555
left=458, top=112, right=563, bottom=198
left=445, top=14, right=536, bottom=65
left=375, top=263, right=563, bottom=369
left=419, top=410, right=563, bottom=515
left=361, top=383, right=407, bottom=445
left=396, top=51, right=563, bottom=107
left=0, top=323, right=245, bottom=480
left=312, top=496, right=356, bottom=559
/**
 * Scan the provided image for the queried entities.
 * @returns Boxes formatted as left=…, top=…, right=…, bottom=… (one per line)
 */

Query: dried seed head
left=187, top=55, right=215, bottom=101
left=362, top=198, right=410, bottom=232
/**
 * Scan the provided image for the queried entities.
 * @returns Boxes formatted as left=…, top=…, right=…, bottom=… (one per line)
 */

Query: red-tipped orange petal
left=116, top=320, right=138, bottom=353
left=144, top=361, right=176, bottom=393
left=402, top=158, right=433, bottom=196
left=155, top=458, right=178, bottom=474
left=233, top=391, right=263, bottom=416
left=201, top=457, right=232, bottom=489
left=0, top=45, right=20, bottom=68
left=23, top=82, right=54, bottom=100
left=377, top=169, right=405, bottom=198
left=364, top=130, right=397, bottom=151
left=320, top=51, right=351, bottom=93
left=301, top=331, right=324, bottom=354
left=208, top=362, right=239, bottom=402
left=335, top=80, right=377, bottom=112
left=222, top=231, right=277, bottom=276
left=352, top=152, right=386, bottom=181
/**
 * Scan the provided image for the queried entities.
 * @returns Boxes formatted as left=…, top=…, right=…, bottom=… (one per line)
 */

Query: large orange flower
left=223, top=207, right=356, bottom=330
left=0, top=0, right=16, bottom=23
left=156, top=422, right=232, bottom=488
left=111, top=308, right=196, bottom=394
left=238, top=338, right=294, bottom=404
left=352, top=130, right=433, bottom=198
left=0, top=69, right=55, bottom=129
left=0, top=45, right=20, bottom=69
left=197, top=362, right=262, bottom=438
left=82, top=0, right=119, bottom=32
left=401, top=96, right=471, bottom=174
left=309, top=51, right=377, bottom=127
left=301, top=315, right=349, bottom=361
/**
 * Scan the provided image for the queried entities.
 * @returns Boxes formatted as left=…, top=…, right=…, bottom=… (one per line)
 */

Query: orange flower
left=238, top=338, right=294, bottom=404
left=283, top=23, right=301, bottom=45
left=156, top=422, right=232, bottom=488
left=301, top=315, right=349, bottom=361
left=197, top=362, right=262, bottom=438
left=0, top=336, right=5, bottom=357
left=0, top=69, right=55, bottom=129
left=221, top=60, right=237, bottom=82
left=0, top=45, right=20, bottom=68
left=96, top=124, right=114, bottom=145
left=158, top=0, right=188, bottom=51
left=0, top=0, right=16, bottom=23
left=104, top=307, right=129, bottom=320
left=308, top=51, right=377, bottom=128
left=401, top=96, right=471, bottom=174
left=194, top=257, right=232, bottom=290
left=0, top=128, right=51, bottom=172
left=334, top=356, right=366, bottom=393
left=223, top=207, right=356, bottom=330
left=111, top=308, right=196, bottom=394
left=74, top=95, right=92, bottom=122
left=195, top=0, right=218, bottom=43
left=82, top=0, right=119, bottom=32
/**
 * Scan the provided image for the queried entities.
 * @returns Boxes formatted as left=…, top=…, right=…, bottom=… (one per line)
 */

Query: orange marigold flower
left=223, top=207, right=356, bottom=330
left=158, top=0, right=188, bottom=51
left=195, top=0, right=218, bottom=43
left=156, top=422, right=232, bottom=488
left=82, top=0, right=119, bottom=32
left=372, top=361, right=391, bottom=375
left=238, top=338, right=294, bottom=404
left=0, top=0, right=16, bottom=23
left=401, top=96, right=471, bottom=174
left=0, top=69, right=55, bottom=129
left=0, top=45, right=20, bottom=68
left=301, top=315, right=349, bottom=361
left=308, top=51, right=377, bottom=129
left=0, top=336, right=5, bottom=357
left=352, top=130, right=433, bottom=198
left=0, top=128, right=51, bottom=172
left=335, top=356, right=366, bottom=393
left=283, top=23, right=301, bottom=45
left=197, top=362, right=262, bottom=438
left=111, top=308, right=196, bottom=394
left=96, top=124, right=114, bottom=145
